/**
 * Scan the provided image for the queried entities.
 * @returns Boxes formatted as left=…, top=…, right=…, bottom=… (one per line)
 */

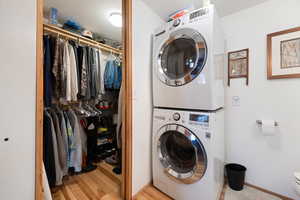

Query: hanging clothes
left=43, top=36, right=53, bottom=107
left=98, top=49, right=106, bottom=95
left=67, top=109, right=82, bottom=172
left=104, top=60, right=122, bottom=90
left=43, top=110, right=56, bottom=187
left=45, top=110, right=63, bottom=186
left=52, top=37, right=62, bottom=99
left=49, top=109, right=67, bottom=177
left=57, top=110, right=69, bottom=175
left=68, top=43, right=79, bottom=101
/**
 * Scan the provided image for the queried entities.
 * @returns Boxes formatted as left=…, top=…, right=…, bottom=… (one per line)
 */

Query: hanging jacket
left=49, top=110, right=67, bottom=177
left=113, top=64, right=122, bottom=90
left=104, top=60, right=117, bottom=89
left=43, top=111, right=56, bottom=187
left=45, top=111, right=63, bottom=186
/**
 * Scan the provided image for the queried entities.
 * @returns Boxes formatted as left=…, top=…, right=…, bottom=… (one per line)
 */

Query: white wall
left=222, top=0, right=300, bottom=199
left=132, top=0, right=163, bottom=195
left=0, top=0, right=36, bottom=200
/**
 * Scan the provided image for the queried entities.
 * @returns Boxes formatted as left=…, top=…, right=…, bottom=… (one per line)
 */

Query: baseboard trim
left=245, top=183, right=294, bottom=200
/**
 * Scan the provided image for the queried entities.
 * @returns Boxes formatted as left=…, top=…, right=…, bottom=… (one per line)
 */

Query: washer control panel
left=189, top=113, right=209, bottom=128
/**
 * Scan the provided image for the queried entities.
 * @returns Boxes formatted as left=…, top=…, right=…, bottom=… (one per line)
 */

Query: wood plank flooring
left=51, top=162, right=122, bottom=200
left=133, top=185, right=173, bottom=200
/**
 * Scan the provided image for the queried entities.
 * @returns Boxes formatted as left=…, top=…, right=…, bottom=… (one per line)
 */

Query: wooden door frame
left=35, top=0, right=133, bottom=199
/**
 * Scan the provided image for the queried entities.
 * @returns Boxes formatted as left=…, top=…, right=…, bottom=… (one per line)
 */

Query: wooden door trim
left=35, top=0, right=44, bottom=199
left=122, top=0, right=133, bottom=199
left=35, top=0, right=133, bottom=199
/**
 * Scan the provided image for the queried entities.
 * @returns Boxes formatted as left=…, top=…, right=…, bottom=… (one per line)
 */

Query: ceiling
left=142, top=0, right=269, bottom=20
left=44, top=0, right=122, bottom=42
left=44, top=0, right=269, bottom=42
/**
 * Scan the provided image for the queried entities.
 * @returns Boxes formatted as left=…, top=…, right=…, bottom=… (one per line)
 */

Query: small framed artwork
left=228, top=48, right=249, bottom=86
left=267, top=27, right=300, bottom=79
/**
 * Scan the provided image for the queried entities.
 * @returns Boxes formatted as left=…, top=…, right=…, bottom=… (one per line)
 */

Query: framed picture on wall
left=267, top=27, right=300, bottom=79
left=228, top=49, right=249, bottom=86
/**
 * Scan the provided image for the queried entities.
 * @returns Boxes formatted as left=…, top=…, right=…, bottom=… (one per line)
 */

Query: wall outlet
left=232, top=96, right=240, bottom=107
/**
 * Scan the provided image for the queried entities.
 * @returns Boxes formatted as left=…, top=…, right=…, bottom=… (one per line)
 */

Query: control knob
left=173, top=19, right=181, bottom=27
left=173, top=113, right=181, bottom=121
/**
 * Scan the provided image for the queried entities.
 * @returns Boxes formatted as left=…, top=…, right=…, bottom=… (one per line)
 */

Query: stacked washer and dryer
left=152, top=5, right=225, bottom=200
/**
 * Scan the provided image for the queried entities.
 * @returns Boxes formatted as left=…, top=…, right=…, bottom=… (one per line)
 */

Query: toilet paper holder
left=256, top=120, right=279, bottom=126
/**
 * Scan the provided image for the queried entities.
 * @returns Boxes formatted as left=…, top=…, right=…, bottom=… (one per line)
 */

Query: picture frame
left=228, top=48, right=249, bottom=86
left=267, top=27, right=300, bottom=79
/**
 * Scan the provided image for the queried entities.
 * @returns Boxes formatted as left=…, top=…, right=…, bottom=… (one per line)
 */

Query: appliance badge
left=189, top=8, right=209, bottom=20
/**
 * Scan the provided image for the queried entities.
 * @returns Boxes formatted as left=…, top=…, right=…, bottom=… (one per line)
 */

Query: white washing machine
left=152, top=108, right=224, bottom=200
left=152, top=5, right=225, bottom=111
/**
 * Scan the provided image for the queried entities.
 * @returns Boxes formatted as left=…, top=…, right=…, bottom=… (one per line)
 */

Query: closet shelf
left=43, top=23, right=122, bottom=55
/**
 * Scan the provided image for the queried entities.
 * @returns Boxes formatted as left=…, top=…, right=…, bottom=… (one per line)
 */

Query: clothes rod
left=43, top=24, right=122, bottom=55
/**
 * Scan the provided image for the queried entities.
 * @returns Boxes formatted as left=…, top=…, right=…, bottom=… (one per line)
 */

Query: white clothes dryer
left=152, top=108, right=225, bottom=200
left=152, top=5, right=225, bottom=111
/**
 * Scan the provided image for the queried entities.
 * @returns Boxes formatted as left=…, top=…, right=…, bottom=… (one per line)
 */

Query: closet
left=41, top=1, right=124, bottom=199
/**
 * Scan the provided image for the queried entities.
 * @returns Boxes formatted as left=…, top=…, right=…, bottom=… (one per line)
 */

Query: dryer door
left=157, top=124, right=207, bottom=184
left=157, top=28, right=207, bottom=87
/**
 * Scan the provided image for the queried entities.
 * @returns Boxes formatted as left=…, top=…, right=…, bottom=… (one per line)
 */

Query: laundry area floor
left=133, top=185, right=284, bottom=200
left=51, top=162, right=122, bottom=200
left=221, top=185, right=282, bottom=200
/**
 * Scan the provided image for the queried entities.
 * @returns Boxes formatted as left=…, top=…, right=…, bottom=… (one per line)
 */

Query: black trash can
left=225, top=163, right=247, bottom=191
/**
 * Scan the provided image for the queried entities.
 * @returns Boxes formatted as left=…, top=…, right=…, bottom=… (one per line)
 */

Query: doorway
left=35, top=0, right=132, bottom=199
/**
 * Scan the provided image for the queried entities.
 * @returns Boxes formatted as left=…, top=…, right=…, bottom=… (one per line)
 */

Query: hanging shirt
left=52, top=37, right=62, bottom=99
left=68, top=43, right=79, bottom=101
left=99, top=50, right=106, bottom=95
left=67, top=109, right=82, bottom=172
left=94, top=49, right=100, bottom=98
left=63, top=111, right=74, bottom=168
left=63, top=41, right=72, bottom=101
left=59, top=40, right=67, bottom=99
left=90, top=48, right=98, bottom=98
left=43, top=36, right=53, bottom=107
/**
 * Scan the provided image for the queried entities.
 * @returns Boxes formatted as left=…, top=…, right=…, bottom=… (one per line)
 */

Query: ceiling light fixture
left=108, top=12, right=122, bottom=27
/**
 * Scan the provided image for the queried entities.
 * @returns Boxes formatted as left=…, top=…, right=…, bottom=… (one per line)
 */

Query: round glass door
left=158, top=28, right=207, bottom=86
left=157, top=124, right=207, bottom=184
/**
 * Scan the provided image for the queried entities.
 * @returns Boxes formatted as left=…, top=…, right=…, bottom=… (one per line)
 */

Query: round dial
left=173, top=19, right=181, bottom=27
left=173, top=113, right=181, bottom=121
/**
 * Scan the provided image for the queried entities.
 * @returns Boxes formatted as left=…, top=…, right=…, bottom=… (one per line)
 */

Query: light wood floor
left=133, top=185, right=173, bottom=200
left=51, top=162, right=122, bottom=200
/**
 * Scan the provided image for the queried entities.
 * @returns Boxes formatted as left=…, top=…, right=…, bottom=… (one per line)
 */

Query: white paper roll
left=261, top=120, right=276, bottom=136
